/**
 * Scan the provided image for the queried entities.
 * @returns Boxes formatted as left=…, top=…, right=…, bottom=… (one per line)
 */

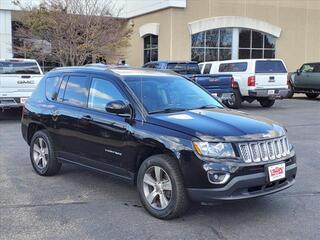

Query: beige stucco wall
left=126, top=0, right=320, bottom=71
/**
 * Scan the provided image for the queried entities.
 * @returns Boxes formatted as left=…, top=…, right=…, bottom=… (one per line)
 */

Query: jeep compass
left=21, top=66, right=297, bottom=219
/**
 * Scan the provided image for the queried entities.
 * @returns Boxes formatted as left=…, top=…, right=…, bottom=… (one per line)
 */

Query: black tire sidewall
left=30, top=130, right=59, bottom=176
left=287, top=84, right=294, bottom=98
left=225, top=89, right=242, bottom=109
left=259, top=99, right=275, bottom=108
left=306, top=93, right=319, bottom=99
left=137, top=156, right=181, bottom=219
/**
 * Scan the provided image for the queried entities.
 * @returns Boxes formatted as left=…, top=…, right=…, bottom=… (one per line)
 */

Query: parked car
left=287, top=62, right=320, bottom=99
left=142, top=61, right=235, bottom=104
left=21, top=66, right=297, bottom=219
left=0, top=59, right=43, bottom=111
left=200, top=59, right=289, bottom=108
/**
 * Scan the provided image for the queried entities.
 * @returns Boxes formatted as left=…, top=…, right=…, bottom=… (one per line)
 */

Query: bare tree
left=14, top=0, right=132, bottom=66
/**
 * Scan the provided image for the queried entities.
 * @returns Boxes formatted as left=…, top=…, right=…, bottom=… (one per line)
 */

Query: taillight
left=231, top=77, right=235, bottom=88
left=248, top=76, right=256, bottom=86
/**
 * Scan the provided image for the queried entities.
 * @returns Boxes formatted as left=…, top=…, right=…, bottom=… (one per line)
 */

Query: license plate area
left=266, top=162, right=286, bottom=183
left=267, top=90, right=275, bottom=95
left=20, top=97, right=28, bottom=104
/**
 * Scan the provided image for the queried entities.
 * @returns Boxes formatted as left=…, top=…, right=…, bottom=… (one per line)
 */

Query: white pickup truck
left=0, top=59, right=43, bottom=110
left=199, top=59, right=289, bottom=108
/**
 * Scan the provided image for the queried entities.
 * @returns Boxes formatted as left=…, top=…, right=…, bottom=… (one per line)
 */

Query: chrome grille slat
left=238, top=137, right=291, bottom=163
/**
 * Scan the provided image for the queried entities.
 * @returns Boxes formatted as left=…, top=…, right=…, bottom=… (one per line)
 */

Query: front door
left=77, top=75, right=133, bottom=177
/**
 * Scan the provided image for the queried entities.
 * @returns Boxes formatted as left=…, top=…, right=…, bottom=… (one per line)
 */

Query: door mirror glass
left=105, top=100, right=132, bottom=117
left=296, top=69, right=301, bottom=75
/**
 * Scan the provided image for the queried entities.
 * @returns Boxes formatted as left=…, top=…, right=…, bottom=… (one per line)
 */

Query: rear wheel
left=305, top=93, right=319, bottom=99
left=225, top=89, right=242, bottom=109
left=30, top=130, right=61, bottom=176
left=259, top=99, right=275, bottom=108
left=137, top=154, right=189, bottom=219
left=287, top=83, right=294, bottom=98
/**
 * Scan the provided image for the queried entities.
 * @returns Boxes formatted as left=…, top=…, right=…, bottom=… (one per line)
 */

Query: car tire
left=137, top=154, right=189, bottom=219
left=287, top=83, right=294, bottom=98
left=30, top=130, right=61, bottom=176
left=225, top=89, right=242, bottom=109
left=259, top=99, right=275, bottom=108
left=305, top=93, right=319, bottom=99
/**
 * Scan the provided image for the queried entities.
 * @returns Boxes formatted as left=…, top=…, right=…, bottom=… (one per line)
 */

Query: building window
left=239, top=29, right=276, bottom=59
left=191, top=28, right=233, bottom=62
left=144, top=35, right=158, bottom=64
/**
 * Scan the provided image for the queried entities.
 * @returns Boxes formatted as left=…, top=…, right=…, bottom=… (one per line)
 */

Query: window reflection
left=88, top=78, right=125, bottom=112
left=191, top=28, right=233, bottom=62
left=239, top=29, right=276, bottom=59
left=63, top=76, right=89, bottom=107
left=144, top=35, right=158, bottom=64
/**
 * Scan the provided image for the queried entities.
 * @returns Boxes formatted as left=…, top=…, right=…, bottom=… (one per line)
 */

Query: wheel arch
left=27, top=123, right=46, bottom=145
left=133, top=142, right=181, bottom=184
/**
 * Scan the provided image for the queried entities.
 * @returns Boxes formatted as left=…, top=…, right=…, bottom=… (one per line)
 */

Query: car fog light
left=207, top=170, right=230, bottom=184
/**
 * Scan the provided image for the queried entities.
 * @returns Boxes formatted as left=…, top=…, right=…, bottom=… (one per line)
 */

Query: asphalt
left=0, top=95, right=319, bottom=240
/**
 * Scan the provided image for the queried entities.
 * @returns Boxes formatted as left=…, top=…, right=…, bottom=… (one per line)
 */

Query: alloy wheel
left=143, top=166, right=172, bottom=210
left=32, top=137, right=49, bottom=169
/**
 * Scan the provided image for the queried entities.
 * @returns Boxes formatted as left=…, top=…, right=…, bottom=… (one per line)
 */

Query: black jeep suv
left=21, top=66, right=297, bottom=219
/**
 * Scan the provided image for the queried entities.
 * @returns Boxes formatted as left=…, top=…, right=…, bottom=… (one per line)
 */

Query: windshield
left=0, top=61, right=41, bottom=74
left=167, top=63, right=200, bottom=75
left=124, top=75, right=223, bottom=114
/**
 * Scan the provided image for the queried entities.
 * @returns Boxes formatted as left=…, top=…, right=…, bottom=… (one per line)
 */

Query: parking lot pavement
left=0, top=97, right=319, bottom=240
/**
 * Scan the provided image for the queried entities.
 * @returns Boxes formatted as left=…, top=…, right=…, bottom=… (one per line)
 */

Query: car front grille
left=238, top=137, right=291, bottom=163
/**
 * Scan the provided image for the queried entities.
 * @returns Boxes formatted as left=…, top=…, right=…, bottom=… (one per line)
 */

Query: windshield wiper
left=148, top=107, right=187, bottom=114
left=192, top=104, right=219, bottom=110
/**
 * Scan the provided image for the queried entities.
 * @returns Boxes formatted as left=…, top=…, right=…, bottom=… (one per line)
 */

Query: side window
left=219, top=62, right=248, bottom=72
left=62, top=75, right=90, bottom=107
left=88, top=78, right=125, bottom=112
left=301, top=64, right=314, bottom=73
left=45, top=76, right=61, bottom=100
left=203, top=64, right=212, bottom=74
left=146, top=64, right=155, bottom=69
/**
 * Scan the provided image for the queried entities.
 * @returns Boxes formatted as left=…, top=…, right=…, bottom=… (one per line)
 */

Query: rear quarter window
left=45, top=76, right=61, bottom=100
left=255, top=60, right=287, bottom=73
left=219, top=62, right=247, bottom=72
left=0, top=61, right=41, bottom=74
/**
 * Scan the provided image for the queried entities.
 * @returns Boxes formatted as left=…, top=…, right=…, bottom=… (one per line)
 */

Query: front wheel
left=305, top=93, right=319, bottom=99
left=259, top=99, right=275, bottom=108
left=137, top=154, right=189, bottom=219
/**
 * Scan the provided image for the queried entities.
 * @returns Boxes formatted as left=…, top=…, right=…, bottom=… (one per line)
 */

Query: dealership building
left=1, top=0, right=319, bottom=71
left=124, top=0, right=320, bottom=71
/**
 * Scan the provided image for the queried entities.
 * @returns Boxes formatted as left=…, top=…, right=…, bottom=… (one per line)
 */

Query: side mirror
left=296, top=69, right=301, bottom=75
left=105, top=100, right=132, bottom=118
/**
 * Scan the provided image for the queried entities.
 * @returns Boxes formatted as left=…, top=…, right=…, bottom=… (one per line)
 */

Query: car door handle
left=81, top=115, right=93, bottom=121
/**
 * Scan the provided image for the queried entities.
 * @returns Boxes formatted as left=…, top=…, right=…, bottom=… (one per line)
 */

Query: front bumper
left=187, top=159, right=297, bottom=202
left=248, top=88, right=289, bottom=99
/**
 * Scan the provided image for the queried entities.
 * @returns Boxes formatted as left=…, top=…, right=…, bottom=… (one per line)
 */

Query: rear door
left=254, top=60, right=287, bottom=88
left=52, top=74, right=91, bottom=161
left=0, top=60, right=43, bottom=95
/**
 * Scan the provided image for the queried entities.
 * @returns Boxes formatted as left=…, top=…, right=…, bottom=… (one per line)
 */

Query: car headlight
left=193, top=142, right=236, bottom=158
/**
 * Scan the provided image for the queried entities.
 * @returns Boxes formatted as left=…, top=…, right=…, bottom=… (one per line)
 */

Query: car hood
left=148, top=108, right=286, bottom=142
